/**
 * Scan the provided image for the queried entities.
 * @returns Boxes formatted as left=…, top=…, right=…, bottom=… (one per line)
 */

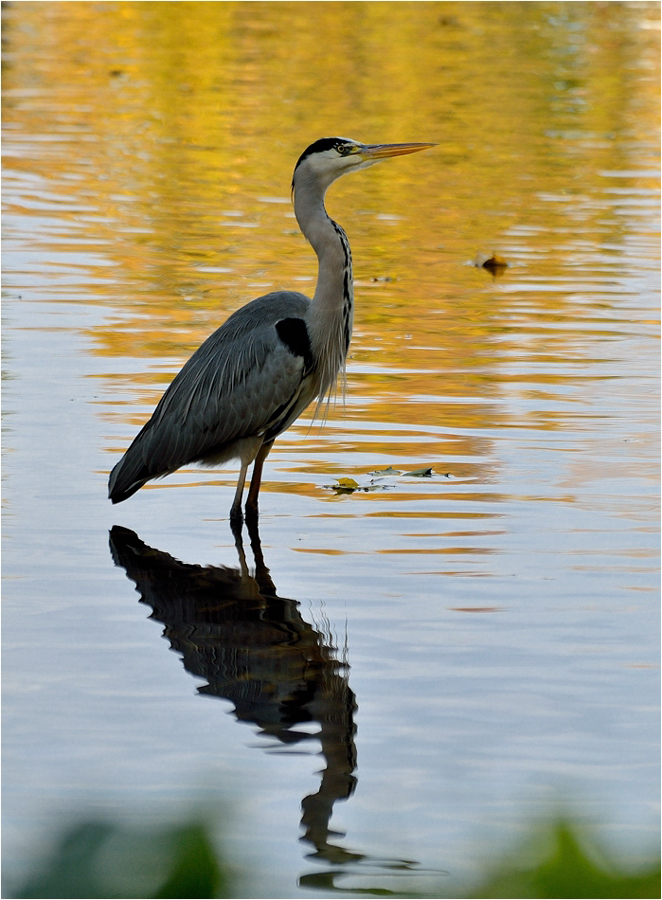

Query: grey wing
left=108, top=292, right=313, bottom=502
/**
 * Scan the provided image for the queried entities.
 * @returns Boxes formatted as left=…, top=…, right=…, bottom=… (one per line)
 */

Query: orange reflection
left=3, top=0, right=659, bottom=483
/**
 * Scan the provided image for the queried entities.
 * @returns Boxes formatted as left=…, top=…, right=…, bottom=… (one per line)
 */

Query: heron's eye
left=335, top=143, right=350, bottom=156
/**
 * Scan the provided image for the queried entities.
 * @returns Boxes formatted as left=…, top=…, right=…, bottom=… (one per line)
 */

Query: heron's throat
left=294, top=185, right=354, bottom=404
left=310, top=215, right=354, bottom=403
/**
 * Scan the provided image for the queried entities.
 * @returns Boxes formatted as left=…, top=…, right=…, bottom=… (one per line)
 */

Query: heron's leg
left=230, top=461, right=249, bottom=525
left=245, top=440, right=274, bottom=515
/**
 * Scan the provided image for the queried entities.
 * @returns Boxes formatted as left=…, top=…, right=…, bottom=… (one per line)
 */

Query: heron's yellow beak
left=360, top=142, right=437, bottom=159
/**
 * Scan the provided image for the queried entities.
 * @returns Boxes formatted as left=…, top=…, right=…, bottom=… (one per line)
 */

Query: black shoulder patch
left=276, top=317, right=313, bottom=371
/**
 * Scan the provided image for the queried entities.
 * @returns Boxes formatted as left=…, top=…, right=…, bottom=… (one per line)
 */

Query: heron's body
left=108, top=291, right=316, bottom=505
left=108, top=137, right=434, bottom=519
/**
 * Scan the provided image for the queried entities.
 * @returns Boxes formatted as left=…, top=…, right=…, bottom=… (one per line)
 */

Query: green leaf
left=474, top=822, right=661, bottom=899
left=154, top=824, right=225, bottom=899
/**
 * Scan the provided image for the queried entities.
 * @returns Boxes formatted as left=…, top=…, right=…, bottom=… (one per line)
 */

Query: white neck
left=293, top=170, right=354, bottom=404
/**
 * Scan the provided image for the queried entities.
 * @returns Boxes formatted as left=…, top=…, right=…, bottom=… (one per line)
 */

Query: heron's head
left=292, top=137, right=436, bottom=195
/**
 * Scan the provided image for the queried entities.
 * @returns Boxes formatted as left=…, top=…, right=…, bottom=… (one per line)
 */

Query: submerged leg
left=245, top=507, right=277, bottom=597
left=231, top=512, right=250, bottom=577
left=245, top=440, right=274, bottom=517
left=230, top=504, right=264, bottom=600
left=230, top=461, right=249, bottom=524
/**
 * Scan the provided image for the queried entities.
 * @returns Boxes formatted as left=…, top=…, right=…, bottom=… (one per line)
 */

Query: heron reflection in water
left=109, top=520, right=363, bottom=865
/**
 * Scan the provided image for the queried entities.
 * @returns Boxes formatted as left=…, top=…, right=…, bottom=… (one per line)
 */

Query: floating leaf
left=368, top=466, right=401, bottom=476
left=325, top=477, right=361, bottom=494
left=403, top=467, right=433, bottom=477
left=472, top=253, right=509, bottom=277
left=482, top=254, right=508, bottom=272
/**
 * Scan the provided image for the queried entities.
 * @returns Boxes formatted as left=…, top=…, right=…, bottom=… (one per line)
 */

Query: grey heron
left=108, top=137, right=435, bottom=520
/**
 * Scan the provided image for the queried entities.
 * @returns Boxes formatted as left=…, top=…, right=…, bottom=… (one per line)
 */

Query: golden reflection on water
left=3, top=1, right=659, bottom=499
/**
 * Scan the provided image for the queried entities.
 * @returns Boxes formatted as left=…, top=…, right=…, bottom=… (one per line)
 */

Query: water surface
left=3, top=2, right=659, bottom=897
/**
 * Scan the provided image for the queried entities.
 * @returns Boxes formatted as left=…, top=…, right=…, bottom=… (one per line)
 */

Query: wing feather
left=109, top=292, right=313, bottom=502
